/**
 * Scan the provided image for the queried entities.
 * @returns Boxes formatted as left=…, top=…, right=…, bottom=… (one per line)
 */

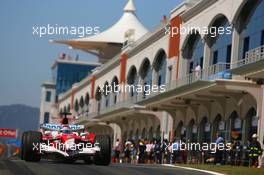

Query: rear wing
left=40, top=123, right=85, bottom=131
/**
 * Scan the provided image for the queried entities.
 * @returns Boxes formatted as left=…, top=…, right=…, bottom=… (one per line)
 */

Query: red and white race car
left=20, top=120, right=111, bottom=165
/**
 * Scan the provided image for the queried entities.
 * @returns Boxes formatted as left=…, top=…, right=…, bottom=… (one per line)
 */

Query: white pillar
left=109, top=123, right=122, bottom=146
left=231, top=26, right=241, bottom=68
left=257, top=86, right=264, bottom=167
left=162, top=111, right=173, bottom=141
left=152, top=69, right=158, bottom=86
left=90, top=99, right=97, bottom=114
left=166, top=58, right=176, bottom=82
left=203, top=40, right=211, bottom=68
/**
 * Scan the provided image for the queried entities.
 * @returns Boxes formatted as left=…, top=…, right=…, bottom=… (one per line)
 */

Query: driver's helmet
left=60, top=126, right=72, bottom=134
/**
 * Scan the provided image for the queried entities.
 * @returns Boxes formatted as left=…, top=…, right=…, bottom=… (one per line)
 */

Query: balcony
left=231, top=45, right=264, bottom=77
left=76, top=62, right=232, bottom=123
left=76, top=46, right=264, bottom=122
left=136, top=62, right=232, bottom=105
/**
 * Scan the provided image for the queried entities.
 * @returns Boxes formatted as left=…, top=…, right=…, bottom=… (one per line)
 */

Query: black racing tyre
left=21, top=131, right=42, bottom=162
left=94, top=135, right=111, bottom=166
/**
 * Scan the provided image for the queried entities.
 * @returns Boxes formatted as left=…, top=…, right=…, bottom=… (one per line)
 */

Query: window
left=114, top=94, right=117, bottom=104
left=189, top=61, right=193, bottom=73
left=105, top=98, right=109, bottom=107
left=200, top=56, right=204, bottom=68
left=213, top=50, right=218, bottom=65
left=168, top=66, right=172, bottom=83
left=226, top=44, right=232, bottom=69
left=261, top=30, right=264, bottom=46
left=45, top=91, right=51, bottom=102
left=158, top=75, right=162, bottom=86
left=44, top=112, right=50, bottom=124
left=243, top=37, right=250, bottom=59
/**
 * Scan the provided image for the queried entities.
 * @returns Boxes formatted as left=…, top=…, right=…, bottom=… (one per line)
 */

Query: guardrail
left=142, top=62, right=231, bottom=100
left=76, top=62, right=232, bottom=121
left=232, top=45, right=264, bottom=69
left=77, top=45, right=264, bottom=121
left=74, top=45, right=264, bottom=122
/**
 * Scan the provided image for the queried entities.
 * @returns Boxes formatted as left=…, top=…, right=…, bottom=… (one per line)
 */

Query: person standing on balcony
left=195, top=63, right=201, bottom=80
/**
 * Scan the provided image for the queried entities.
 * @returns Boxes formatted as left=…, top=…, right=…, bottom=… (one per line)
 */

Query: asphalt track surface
left=0, top=159, right=215, bottom=175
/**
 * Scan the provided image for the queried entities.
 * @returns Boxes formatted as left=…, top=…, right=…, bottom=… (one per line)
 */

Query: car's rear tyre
left=21, top=131, right=42, bottom=162
left=94, top=135, right=111, bottom=166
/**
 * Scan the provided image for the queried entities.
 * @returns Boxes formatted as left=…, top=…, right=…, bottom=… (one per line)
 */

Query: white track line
left=162, top=164, right=225, bottom=175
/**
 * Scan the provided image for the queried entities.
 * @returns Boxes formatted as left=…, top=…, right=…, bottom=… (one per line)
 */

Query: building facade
left=39, top=57, right=100, bottom=124
left=54, top=0, right=264, bottom=156
left=52, top=58, right=100, bottom=96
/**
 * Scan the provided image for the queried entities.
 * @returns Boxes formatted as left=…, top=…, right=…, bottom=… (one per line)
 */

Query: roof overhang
left=52, top=40, right=122, bottom=63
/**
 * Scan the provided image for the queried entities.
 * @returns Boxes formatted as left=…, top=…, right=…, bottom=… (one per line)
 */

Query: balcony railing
left=232, top=45, right=264, bottom=69
left=73, top=45, right=264, bottom=123
left=76, top=62, right=232, bottom=121
left=141, top=62, right=231, bottom=100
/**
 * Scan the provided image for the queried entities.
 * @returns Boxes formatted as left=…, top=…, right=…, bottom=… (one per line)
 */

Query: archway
left=227, top=111, right=242, bottom=142
left=199, top=117, right=211, bottom=143
left=111, top=76, right=119, bottom=105
left=85, top=92, right=90, bottom=112
left=74, top=99, right=79, bottom=113
left=182, top=32, right=204, bottom=73
left=187, top=119, right=198, bottom=143
left=233, top=0, right=264, bottom=59
left=175, top=121, right=186, bottom=140
left=139, top=58, right=152, bottom=98
left=95, top=87, right=102, bottom=113
left=79, top=96, right=84, bottom=112
left=103, top=81, right=110, bottom=108
left=205, top=14, right=232, bottom=67
left=153, top=49, right=167, bottom=86
left=245, top=108, right=258, bottom=142
left=127, top=65, right=138, bottom=98
left=212, top=114, right=225, bottom=141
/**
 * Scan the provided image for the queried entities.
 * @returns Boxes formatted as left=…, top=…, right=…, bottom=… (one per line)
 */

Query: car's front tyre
left=21, top=131, right=42, bottom=162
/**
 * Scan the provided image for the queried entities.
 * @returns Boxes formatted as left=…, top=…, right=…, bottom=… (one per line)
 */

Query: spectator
left=154, top=140, right=162, bottom=164
left=146, top=140, right=154, bottom=164
left=162, top=139, right=170, bottom=164
left=248, top=134, right=262, bottom=168
left=124, top=140, right=131, bottom=163
left=180, top=138, right=187, bottom=164
left=138, top=139, right=146, bottom=164
left=130, top=143, right=138, bottom=164
left=230, top=140, right=242, bottom=165
left=114, top=139, right=122, bottom=163
left=171, top=138, right=181, bottom=164
left=215, top=132, right=224, bottom=165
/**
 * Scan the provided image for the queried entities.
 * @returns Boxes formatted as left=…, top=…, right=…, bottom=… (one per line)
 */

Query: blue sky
left=0, top=0, right=183, bottom=108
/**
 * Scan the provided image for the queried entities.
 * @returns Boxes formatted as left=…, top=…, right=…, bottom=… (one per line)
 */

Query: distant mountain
left=0, top=104, right=39, bottom=139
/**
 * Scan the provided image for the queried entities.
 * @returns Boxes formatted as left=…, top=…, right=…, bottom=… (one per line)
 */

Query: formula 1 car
left=20, top=116, right=111, bottom=165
